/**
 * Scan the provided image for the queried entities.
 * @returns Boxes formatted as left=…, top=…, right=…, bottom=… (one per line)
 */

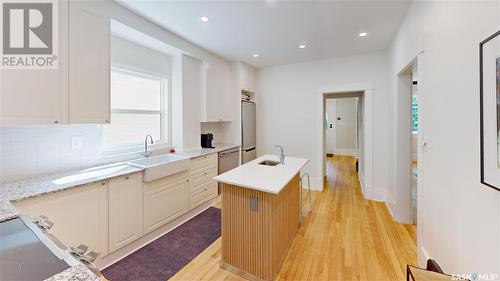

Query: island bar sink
left=258, top=160, right=280, bottom=166
left=127, top=154, right=190, bottom=182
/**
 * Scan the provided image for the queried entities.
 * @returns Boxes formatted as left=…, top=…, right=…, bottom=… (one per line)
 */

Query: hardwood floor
left=170, top=156, right=416, bottom=281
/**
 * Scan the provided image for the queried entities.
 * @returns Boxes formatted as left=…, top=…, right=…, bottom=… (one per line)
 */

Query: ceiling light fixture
left=200, top=16, right=209, bottom=22
left=359, top=32, right=367, bottom=37
left=253, top=54, right=260, bottom=58
left=299, top=44, right=306, bottom=49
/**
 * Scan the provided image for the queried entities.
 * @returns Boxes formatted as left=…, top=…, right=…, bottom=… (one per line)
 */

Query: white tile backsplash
left=0, top=124, right=107, bottom=183
left=201, top=122, right=229, bottom=144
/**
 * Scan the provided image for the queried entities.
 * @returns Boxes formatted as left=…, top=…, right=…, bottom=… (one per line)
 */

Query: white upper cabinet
left=240, top=63, right=256, bottom=93
left=0, top=0, right=110, bottom=125
left=201, top=60, right=232, bottom=122
left=0, top=0, right=67, bottom=125
left=0, top=69, right=63, bottom=125
left=68, top=0, right=110, bottom=124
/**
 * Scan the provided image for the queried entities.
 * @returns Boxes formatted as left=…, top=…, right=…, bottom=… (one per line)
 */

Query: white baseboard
left=96, top=195, right=221, bottom=270
left=418, top=246, right=430, bottom=267
left=308, top=176, right=323, bottom=191
left=385, top=190, right=396, bottom=218
left=358, top=172, right=366, bottom=197
left=372, top=186, right=387, bottom=202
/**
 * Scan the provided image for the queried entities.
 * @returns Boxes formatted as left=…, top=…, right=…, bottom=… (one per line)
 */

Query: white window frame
left=100, top=66, right=171, bottom=157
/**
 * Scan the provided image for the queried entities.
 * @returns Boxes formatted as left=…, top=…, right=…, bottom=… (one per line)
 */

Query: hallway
left=171, top=156, right=416, bottom=280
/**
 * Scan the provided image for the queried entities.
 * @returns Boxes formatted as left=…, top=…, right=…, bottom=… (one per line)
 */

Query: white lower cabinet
left=14, top=181, right=109, bottom=257
left=108, top=173, right=143, bottom=253
left=143, top=171, right=189, bottom=234
left=12, top=154, right=221, bottom=259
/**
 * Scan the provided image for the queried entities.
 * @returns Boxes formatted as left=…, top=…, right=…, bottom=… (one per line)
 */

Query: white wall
left=388, top=0, right=500, bottom=275
left=256, top=51, right=390, bottom=191
left=111, top=35, right=171, bottom=77
left=171, top=54, right=202, bottom=151
left=325, top=97, right=358, bottom=156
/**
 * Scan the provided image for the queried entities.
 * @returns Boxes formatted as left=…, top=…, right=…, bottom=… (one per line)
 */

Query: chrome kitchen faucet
left=273, top=145, right=286, bottom=165
left=142, top=135, right=154, bottom=157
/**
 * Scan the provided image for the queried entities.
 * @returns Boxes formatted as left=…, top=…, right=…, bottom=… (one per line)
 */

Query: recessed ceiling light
left=299, top=44, right=306, bottom=49
left=253, top=54, right=259, bottom=58
left=359, top=32, right=367, bottom=37
left=200, top=16, right=209, bottom=22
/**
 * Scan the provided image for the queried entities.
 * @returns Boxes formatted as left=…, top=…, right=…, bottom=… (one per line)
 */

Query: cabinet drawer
left=189, top=167, right=217, bottom=192
left=190, top=153, right=218, bottom=175
left=190, top=183, right=218, bottom=209
left=143, top=171, right=189, bottom=191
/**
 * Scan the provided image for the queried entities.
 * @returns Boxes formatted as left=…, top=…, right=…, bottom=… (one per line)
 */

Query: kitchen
left=2, top=0, right=498, bottom=280
left=0, top=0, right=309, bottom=280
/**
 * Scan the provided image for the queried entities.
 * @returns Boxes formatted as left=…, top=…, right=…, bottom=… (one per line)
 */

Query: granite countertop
left=0, top=143, right=239, bottom=213
left=213, top=154, right=309, bottom=194
left=0, top=143, right=238, bottom=281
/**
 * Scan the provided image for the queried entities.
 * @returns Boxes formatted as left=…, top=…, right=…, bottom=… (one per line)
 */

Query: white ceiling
left=115, top=0, right=411, bottom=68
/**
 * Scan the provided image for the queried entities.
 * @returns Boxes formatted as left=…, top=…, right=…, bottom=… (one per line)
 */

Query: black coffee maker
left=201, top=133, right=214, bottom=148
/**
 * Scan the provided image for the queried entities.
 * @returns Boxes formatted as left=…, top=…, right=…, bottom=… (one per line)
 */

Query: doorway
left=395, top=54, right=424, bottom=230
left=411, top=66, right=419, bottom=226
left=322, top=91, right=371, bottom=196
left=325, top=96, right=360, bottom=158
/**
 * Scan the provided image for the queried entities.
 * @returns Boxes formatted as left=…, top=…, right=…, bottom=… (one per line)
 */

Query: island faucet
left=142, top=135, right=154, bottom=158
left=273, top=145, right=286, bottom=165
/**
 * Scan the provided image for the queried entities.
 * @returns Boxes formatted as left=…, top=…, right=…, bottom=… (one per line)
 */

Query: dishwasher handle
left=219, top=149, right=239, bottom=158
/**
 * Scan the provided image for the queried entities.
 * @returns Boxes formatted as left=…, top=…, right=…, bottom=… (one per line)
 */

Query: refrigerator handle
left=242, top=147, right=256, bottom=152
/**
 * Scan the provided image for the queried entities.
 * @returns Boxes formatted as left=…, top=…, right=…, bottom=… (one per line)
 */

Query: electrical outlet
left=71, top=135, right=83, bottom=150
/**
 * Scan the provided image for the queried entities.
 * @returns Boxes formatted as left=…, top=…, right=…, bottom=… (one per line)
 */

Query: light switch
left=71, top=135, right=83, bottom=150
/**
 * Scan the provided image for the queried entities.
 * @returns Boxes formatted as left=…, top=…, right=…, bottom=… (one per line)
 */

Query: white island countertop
left=213, top=154, right=309, bottom=194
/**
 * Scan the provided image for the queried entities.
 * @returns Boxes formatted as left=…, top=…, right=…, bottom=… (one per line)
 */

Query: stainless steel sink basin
left=258, top=160, right=280, bottom=166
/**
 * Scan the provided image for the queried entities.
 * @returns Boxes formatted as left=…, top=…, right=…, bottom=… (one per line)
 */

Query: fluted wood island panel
left=220, top=173, right=300, bottom=281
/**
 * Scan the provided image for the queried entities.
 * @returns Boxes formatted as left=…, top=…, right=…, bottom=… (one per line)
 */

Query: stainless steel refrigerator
left=241, top=101, right=256, bottom=164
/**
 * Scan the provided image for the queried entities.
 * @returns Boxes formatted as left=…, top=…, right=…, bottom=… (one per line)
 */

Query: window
left=101, top=67, right=168, bottom=154
left=412, top=95, right=418, bottom=133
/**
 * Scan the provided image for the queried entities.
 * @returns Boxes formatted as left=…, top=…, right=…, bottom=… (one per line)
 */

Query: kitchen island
left=213, top=154, right=309, bottom=281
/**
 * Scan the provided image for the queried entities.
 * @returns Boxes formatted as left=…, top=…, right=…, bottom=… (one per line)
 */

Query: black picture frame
left=480, top=30, right=500, bottom=192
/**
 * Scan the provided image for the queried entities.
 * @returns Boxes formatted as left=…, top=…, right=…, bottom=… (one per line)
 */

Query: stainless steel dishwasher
left=218, top=147, right=240, bottom=193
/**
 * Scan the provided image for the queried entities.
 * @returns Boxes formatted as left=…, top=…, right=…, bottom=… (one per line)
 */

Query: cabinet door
left=108, top=173, right=143, bottom=253
left=240, top=63, right=256, bottom=93
left=0, top=70, right=61, bottom=125
left=143, top=178, right=189, bottom=233
left=203, top=62, right=232, bottom=122
left=0, top=0, right=65, bottom=125
left=14, top=181, right=109, bottom=257
left=68, top=0, right=110, bottom=123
